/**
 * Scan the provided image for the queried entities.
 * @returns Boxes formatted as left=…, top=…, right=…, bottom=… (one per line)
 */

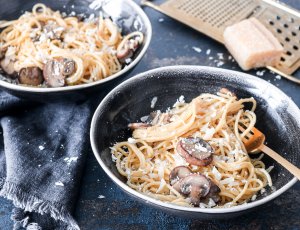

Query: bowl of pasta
left=90, top=65, right=300, bottom=218
left=0, top=0, right=151, bottom=100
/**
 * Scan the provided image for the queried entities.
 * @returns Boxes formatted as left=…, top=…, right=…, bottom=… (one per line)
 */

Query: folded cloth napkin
left=0, top=91, right=97, bottom=229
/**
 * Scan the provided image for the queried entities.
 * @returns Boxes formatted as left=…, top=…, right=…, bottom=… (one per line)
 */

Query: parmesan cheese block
left=223, top=18, right=283, bottom=71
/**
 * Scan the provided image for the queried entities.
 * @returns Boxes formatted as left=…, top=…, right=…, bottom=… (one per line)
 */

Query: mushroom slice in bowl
left=176, top=137, right=214, bottom=166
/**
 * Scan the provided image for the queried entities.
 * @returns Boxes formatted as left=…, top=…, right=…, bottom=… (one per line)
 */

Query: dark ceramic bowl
left=0, top=0, right=151, bottom=101
left=90, top=66, right=300, bottom=218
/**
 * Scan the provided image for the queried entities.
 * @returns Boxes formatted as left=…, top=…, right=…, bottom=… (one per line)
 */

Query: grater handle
left=141, top=0, right=300, bottom=85
left=140, top=1, right=163, bottom=12
left=267, top=66, right=300, bottom=84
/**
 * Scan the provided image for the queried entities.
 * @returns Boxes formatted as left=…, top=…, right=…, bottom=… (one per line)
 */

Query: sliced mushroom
left=128, top=111, right=172, bottom=130
left=62, top=59, right=75, bottom=76
left=117, top=38, right=140, bottom=63
left=18, top=67, right=43, bottom=86
left=43, top=58, right=75, bottom=87
left=150, top=111, right=172, bottom=126
left=0, top=58, right=16, bottom=75
left=169, top=166, right=192, bottom=186
left=172, top=174, right=211, bottom=206
left=201, top=182, right=221, bottom=204
left=128, top=122, right=151, bottom=130
left=43, top=23, right=64, bottom=40
left=176, top=137, right=214, bottom=166
left=0, top=48, right=7, bottom=60
left=116, top=48, right=133, bottom=63
left=172, top=173, right=220, bottom=206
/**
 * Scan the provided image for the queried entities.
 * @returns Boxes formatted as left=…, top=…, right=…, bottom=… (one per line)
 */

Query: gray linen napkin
left=0, top=91, right=94, bottom=229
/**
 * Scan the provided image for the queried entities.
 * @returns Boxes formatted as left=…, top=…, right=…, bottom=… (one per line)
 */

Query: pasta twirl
left=111, top=89, right=272, bottom=208
left=0, top=4, right=143, bottom=87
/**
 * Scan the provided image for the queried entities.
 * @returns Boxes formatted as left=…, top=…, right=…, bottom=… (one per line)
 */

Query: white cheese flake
left=203, top=127, right=215, bottom=140
left=266, top=165, right=274, bottom=173
left=89, top=0, right=105, bottom=10
left=173, top=95, right=185, bottom=107
left=217, top=53, right=224, bottom=59
left=140, top=115, right=149, bottom=122
left=150, top=97, right=158, bottom=108
left=260, top=188, right=266, bottom=194
left=156, top=178, right=167, bottom=193
left=224, top=202, right=233, bottom=208
left=212, top=166, right=222, bottom=181
left=251, top=194, right=257, bottom=201
left=172, top=152, right=188, bottom=166
left=55, top=181, right=64, bottom=187
left=128, top=137, right=137, bottom=144
left=64, top=156, right=78, bottom=165
left=220, top=177, right=238, bottom=186
left=192, top=46, right=202, bottom=53
left=256, top=70, right=266, bottom=76
left=216, top=61, right=224, bottom=67
left=111, top=154, right=117, bottom=162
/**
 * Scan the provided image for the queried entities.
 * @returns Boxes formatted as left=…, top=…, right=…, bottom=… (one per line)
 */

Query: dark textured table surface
left=1, top=0, right=300, bottom=229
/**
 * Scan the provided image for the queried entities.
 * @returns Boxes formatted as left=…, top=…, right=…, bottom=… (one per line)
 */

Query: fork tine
left=240, top=126, right=300, bottom=180
left=238, top=126, right=265, bottom=153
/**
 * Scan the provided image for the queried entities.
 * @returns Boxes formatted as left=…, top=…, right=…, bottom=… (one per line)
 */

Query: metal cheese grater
left=141, top=0, right=300, bottom=84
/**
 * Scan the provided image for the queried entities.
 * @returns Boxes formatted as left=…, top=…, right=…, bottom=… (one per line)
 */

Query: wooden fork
left=239, top=126, right=300, bottom=180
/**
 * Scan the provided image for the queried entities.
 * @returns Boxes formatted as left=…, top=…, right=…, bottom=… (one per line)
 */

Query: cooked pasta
left=111, top=89, right=272, bottom=208
left=0, top=4, right=143, bottom=87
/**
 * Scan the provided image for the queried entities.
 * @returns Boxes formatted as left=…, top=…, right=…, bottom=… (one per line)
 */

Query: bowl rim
left=90, top=65, right=298, bottom=214
left=0, top=0, right=152, bottom=93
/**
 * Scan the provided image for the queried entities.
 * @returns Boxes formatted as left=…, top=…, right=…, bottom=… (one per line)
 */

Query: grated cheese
left=251, top=194, right=257, bottom=201
left=55, top=181, right=64, bottom=186
left=192, top=47, right=202, bottom=53
left=212, top=166, right=222, bottom=181
left=172, top=152, right=188, bottom=167
left=173, top=95, right=185, bottom=107
left=220, top=177, right=239, bottom=186
left=266, top=165, right=274, bottom=173
left=203, top=127, right=215, bottom=140
left=111, top=154, right=117, bottom=162
left=151, top=97, right=158, bottom=108
left=128, top=137, right=137, bottom=144
left=156, top=178, right=167, bottom=193
left=140, top=115, right=149, bottom=122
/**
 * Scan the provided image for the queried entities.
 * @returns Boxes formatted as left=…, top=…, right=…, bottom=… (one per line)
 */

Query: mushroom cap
left=43, top=59, right=66, bottom=87
left=201, top=182, right=221, bottom=204
left=117, top=38, right=140, bottom=63
left=18, top=67, right=43, bottom=86
left=117, top=48, right=133, bottom=63
left=172, top=173, right=221, bottom=206
left=172, top=174, right=211, bottom=206
left=43, top=58, right=75, bottom=87
left=169, top=166, right=192, bottom=185
left=62, top=59, right=75, bottom=76
left=0, top=59, right=15, bottom=75
left=177, top=137, right=214, bottom=166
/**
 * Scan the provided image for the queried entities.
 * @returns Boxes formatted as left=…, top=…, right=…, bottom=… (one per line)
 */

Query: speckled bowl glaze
left=90, top=66, right=300, bottom=219
left=0, top=0, right=151, bottom=101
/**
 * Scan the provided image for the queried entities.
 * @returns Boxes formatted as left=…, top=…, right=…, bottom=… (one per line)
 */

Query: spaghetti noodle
left=111, top=89, right=272, bottom=208
left=0, top=4, right=143, bottom=87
